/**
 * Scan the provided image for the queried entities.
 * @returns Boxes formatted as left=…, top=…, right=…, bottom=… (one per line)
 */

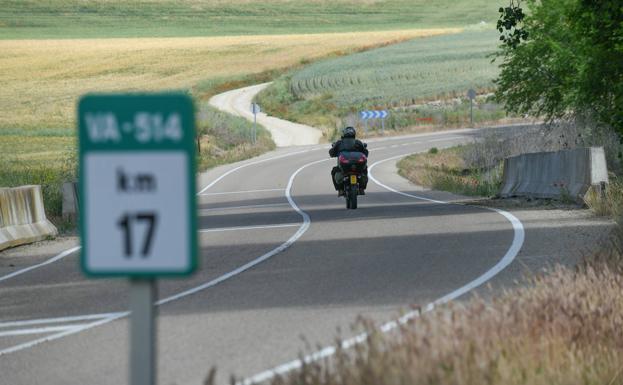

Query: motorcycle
left=337, top=151, right=367, bottom=209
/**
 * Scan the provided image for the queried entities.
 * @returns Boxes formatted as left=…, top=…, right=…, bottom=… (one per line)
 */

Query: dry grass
left=584, top=178, right=623, bottom=222
left=398, top=146, right=503, bottom=197
left=263, top=233, right=623, bottom=385
left=0, top=28, right=455, bottom=132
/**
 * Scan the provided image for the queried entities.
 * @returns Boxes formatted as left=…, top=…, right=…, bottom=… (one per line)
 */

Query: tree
left=495, top=0, right=623, bottom=137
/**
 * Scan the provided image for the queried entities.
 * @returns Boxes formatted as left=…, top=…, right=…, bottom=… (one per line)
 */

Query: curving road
left=0, top=87, right=609, bottom=385
left=209, top=83, right=323, bottom=147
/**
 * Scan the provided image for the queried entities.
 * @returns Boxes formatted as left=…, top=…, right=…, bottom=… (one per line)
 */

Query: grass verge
left=397, top=146, right=503, bottom=198
left=584, top=177, right=623, bottom=221
left=196, top=105, right=275, bottom=170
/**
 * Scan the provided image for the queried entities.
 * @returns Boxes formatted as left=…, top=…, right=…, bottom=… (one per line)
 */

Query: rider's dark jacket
left=329, top=138, right=368, bottom=157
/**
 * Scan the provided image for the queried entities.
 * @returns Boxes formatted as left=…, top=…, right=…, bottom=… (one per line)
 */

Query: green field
left=2, top=0, right=501, bottom=39
left=290, top=30, right=498, bottom=105
left=257, top=29, right=507, bottom=136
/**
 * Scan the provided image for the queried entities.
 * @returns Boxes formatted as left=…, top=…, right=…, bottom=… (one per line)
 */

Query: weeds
left=584, top=178, right=623, bottom=222
left=196, top=105, right=275, bottom=171
left=398, top=146, right=503, bottom=198
left=0, top=150, right=75, bottom=218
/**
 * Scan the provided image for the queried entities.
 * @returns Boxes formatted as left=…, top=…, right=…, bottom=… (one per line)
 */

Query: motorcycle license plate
left=350, top=175, right=357, bottom=185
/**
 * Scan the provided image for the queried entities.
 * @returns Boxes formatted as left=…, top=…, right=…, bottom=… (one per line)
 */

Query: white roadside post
left=78, top=93, right=198, bottom=385
left=467, top=89, right=477, bottom=127
left=251, top=103, right=260, bottom=144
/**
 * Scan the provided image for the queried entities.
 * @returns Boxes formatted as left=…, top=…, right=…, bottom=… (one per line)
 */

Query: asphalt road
left=0, top=131, right=610, bottom=384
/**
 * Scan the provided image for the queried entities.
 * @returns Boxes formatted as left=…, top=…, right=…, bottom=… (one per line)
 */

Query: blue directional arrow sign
left=360, top=110, right=388, bottom=120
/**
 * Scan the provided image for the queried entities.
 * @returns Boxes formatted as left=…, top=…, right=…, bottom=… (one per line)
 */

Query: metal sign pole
left=470, top=99, right=473, bottom=127
left=253, top=110, right=257, bottom=144
left=381, top=118, right=385, bottom=134
left=467, top=89, right=476, bottom=128
left=130, top=278, right=157, bottom=385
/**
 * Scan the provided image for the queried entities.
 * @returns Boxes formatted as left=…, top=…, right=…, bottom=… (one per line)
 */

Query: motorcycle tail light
left=339, top=154, right=349, bottom=164
left=358, top=155, right=367, bottom=163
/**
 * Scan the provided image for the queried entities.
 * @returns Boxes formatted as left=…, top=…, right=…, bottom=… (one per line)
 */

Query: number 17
left=117, top=212, right=158, bottom=258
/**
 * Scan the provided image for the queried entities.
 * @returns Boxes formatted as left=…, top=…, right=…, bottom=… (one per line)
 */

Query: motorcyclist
left=329, top=126, right=369, bottom=196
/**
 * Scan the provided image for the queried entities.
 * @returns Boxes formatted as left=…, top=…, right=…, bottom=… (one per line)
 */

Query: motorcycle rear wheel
left=348, top=188, right=358, bottom=209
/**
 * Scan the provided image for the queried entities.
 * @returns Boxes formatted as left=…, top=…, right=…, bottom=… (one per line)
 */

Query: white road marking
left=199, top=188, right=285, bottom=196
left=0, top=312, right=128, bottom=356
left=0, top=157, right=330, bottom=356
left=0, top=130, right=498, bottom=356
left=0, top=246, right=80, bottom=284
left=156, top=158, right=329, bottom=307
left=239, top=153, right=525, bottom=385
left=0, top=324, right=90, bottom=338
left=426, top=136, right=464, bottom=143
left=199, top=203, right=289, bottom=213
left=0, top=313, right=123, bottom=329
left=0, top=148, right=323, bottom=286
left=199, top=223, right=300, bottom=233
left=198, top=149, right=315, bottom=195
left=0, top=133, right=453, bottom=286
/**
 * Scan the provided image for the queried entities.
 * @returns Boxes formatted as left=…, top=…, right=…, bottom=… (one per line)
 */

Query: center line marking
left=199, top=223, right=300, bottom=233
left=200, top=188, right=285, bottom=196
left=199, top=203, right=290, bottom=212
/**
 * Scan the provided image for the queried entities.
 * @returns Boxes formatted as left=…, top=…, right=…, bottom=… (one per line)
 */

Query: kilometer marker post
left=467, top=89, right=476, bottom=127
left=78, top=93, right=198, bottom=385
left=251, top=103, right=260, bottom=144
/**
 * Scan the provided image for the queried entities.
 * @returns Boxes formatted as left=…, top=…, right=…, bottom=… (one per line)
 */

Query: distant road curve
left=209, top=82, right=323, bottom=147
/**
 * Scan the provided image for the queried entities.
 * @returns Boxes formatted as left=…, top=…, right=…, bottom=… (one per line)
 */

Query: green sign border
left=78, top=93, right=198, bottom=277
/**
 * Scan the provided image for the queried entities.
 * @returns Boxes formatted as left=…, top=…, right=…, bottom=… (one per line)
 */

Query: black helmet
left=342, top=126, right=356, bottom=138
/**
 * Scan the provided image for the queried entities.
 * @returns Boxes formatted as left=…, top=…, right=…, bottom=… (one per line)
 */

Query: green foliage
left=196, top=105, right=275, bottom=170
left=0, top=150, right=76, bottom=218
left=429, top=147, right=439, bottom=154
left=496, top=0, right=528, bottom=49
left=495, top=0, right=623, bottom=136
left=257, top=31, right=511, bottom=135
left=1, top=0, right=504, bottom=39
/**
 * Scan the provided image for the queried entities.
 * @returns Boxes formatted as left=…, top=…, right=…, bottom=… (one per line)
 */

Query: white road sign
left=78, top=94, right=197, bottom=276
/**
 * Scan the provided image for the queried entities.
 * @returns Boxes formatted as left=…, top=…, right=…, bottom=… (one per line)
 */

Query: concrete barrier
left=0, top=185, right=58, bottom=251
left=500, top=147, right=609, bottom=200
left=62, top=182, right=78, bottom=220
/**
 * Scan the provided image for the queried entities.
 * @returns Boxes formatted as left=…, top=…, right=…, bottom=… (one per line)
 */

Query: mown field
left=1, top=0, right=500, bottom=39
left=1, top=29, right=452, bottom=132
left=256, top=29, right=512, bottom=137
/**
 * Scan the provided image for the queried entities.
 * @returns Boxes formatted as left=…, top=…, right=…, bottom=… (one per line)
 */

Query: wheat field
left=0, top=29, right=457, bottom=132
